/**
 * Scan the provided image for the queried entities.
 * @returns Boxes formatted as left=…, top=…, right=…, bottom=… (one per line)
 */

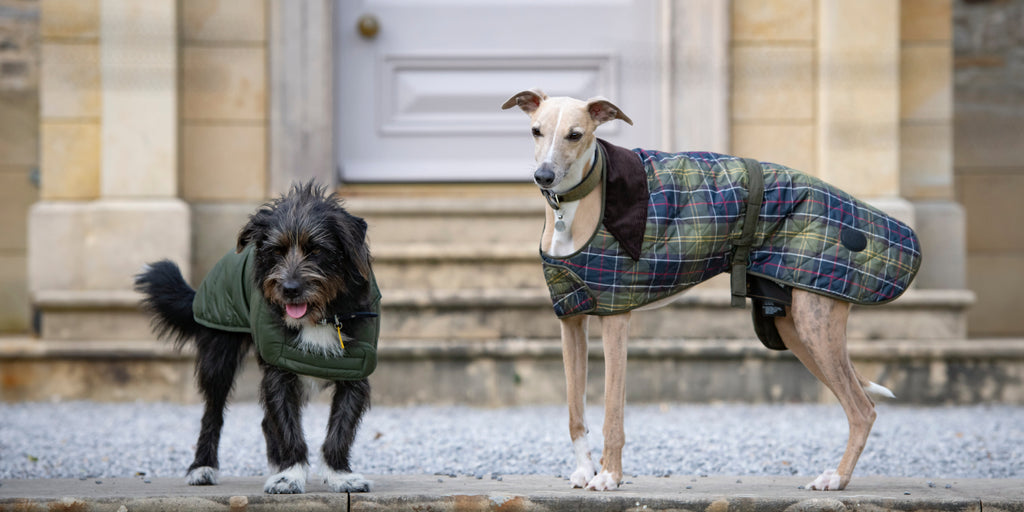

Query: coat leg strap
left=730, top=158, right=764, bottom=308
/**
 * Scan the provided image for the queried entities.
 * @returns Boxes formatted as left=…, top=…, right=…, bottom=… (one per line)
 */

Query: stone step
left=32, top=287, right=974, bottom=342
left=3, top=336, right=1023, bottom=405
left=346, top=197, right=543, bottom=245
left=378, top=288, right=973, bottom=341
left=372, top=243, right=543, bottom=290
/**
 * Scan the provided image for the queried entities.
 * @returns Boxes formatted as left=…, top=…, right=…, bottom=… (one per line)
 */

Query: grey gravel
left=1, top=402, right=1021, bottom=480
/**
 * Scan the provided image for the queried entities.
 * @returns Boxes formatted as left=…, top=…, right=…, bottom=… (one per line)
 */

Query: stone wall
left=179, top=0, right=268, bottom=282
left=0, top=0, right=38, bottom=332
left=954, top=0, right=1024, bottom=337
left=730, top=0, right=963, bottom=295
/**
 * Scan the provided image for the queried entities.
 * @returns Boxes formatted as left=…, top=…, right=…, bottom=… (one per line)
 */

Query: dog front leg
left=560, top=315, right=596, bottom=487
left=259, top=364, right=310, bottom=494
left=588, top=312, right=630, bottom=491
left=322, top=378, right=373, bottom=493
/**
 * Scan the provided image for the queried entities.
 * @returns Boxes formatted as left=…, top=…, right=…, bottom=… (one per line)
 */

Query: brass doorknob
left=357, top=14, right=380, bottom=39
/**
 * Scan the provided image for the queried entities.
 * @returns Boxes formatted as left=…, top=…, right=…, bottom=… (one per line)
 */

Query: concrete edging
left=1, top=475, right=1022, bottom=512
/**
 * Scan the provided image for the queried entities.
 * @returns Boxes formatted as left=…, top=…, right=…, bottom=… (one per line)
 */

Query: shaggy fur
left=134, top=182, right=374, bottom=494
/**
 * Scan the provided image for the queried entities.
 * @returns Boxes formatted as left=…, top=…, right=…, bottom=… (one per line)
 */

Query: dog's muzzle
left=534, top=163, right=556, bottom=187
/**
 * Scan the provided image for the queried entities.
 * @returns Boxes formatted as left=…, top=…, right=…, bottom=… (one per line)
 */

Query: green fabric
left=729, top=158, right=764, bottom=308
left=540, top=148, right=922, bottom=318
left=193, top=245, right=380, bottom=380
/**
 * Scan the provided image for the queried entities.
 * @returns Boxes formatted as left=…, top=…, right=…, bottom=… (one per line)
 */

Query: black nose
left=282, top=279, right=302, bottom=298
left=534, top=163, right=555, bottom=187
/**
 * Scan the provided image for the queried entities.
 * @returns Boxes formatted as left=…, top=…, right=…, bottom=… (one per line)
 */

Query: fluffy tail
left=134, top=260, right=203, bottom=350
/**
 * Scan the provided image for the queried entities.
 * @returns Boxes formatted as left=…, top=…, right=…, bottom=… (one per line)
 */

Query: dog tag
left=554, top=220, right=566, bottom=232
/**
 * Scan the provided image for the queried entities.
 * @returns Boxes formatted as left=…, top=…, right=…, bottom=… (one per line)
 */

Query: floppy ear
left=236, top=208, right=271, bottom=252
left=334, top=211, right=373, bottom=284
left=501, top=89, right=548, bottom=114
left=585, top=97, right=633, bottom=126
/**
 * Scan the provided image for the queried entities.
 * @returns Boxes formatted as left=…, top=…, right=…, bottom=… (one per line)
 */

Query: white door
left=336, top=0, right=661, bottom=182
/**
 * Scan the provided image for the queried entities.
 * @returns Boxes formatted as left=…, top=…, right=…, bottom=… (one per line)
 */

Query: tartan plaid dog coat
left=540, top=140, right=922, bottom=319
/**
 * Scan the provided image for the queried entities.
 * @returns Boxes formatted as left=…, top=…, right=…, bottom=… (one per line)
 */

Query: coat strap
left=730, top=158, right=765, bottom=308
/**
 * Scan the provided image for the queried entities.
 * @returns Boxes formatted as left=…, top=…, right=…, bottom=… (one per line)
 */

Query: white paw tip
left=185, top=466, right=218, bottom=486
left=585, top=471, right=620, bottom=491
left=263, top=465, right=308, bottom=494
left=807, top=469, right=843, bottom=491
left=569, top=465, right=597, bottom=488
left=323, top=470, right=373, bottom=493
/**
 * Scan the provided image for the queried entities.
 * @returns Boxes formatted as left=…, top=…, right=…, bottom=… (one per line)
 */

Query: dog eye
left=531, top=127, right=542, bottom=137
left=566, top=131, right=583, bottom=141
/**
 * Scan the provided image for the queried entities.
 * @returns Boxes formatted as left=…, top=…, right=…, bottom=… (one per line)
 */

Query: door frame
left=268, top=0, right=730, bottom=193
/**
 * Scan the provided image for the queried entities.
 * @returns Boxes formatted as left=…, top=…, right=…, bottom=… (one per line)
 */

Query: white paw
left=569, top=463, right=597, bottom=488
left=806, top=468, right=843, bottom=491
left=264, top=463, right=308, bottom=494
left=323, top=468, right=372, bottom=493
left=186, top=466, right=218, bottom=486
left=585, top=470, right=620, bottom=491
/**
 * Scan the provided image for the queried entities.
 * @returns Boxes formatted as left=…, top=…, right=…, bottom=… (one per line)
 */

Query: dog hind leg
left=776, top=290, right=876, bottom=491
left=560, top=315, right=597, bottom=488
left=587, top=313, right=630, bottom=491
left=185, top=331, right=249, bottom=485
left=322, top=378, right=373, bottom=492
left=259, top=364, right=311, bottom=494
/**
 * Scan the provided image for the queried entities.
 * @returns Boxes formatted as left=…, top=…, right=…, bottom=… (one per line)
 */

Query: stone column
left=899, top=0, right=965, bottom=291
left=29, top=0, right=188, bottom=341
left=817, top=0, right=913, bottom=225
left=815, top=0, right=971, bottom=337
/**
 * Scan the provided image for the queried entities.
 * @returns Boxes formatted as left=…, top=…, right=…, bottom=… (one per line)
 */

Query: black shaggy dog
left=134, top=182, right=379, bottom=494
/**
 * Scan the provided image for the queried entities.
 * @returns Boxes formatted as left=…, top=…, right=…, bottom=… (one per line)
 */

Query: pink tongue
left=285, top=303, right=308, bottom=319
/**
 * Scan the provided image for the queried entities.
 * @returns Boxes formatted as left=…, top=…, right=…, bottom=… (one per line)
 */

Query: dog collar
left=318, top=311, right=379, bottom=350
left=541, top=143, right=605, bottom=211
left=317, top=311, right=379, bottom=328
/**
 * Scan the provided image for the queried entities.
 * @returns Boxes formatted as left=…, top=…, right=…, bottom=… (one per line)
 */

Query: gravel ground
left=1, top=402, right=1021, bottom=481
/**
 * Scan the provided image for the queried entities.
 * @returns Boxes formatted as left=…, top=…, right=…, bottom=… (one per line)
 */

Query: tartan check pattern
left=541, top=149, right=922, bottom=318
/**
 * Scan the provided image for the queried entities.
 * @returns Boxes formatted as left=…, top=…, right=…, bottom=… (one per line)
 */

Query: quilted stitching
left=540, top=149, right=922, bottom=318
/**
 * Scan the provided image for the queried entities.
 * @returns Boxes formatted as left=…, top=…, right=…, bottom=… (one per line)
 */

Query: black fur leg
left=259, top=363, right=310, bottom=494
left=322, top=378, right=371, bottom=472
left=321, top=378, right=372, bottom=492
left=186, top=331, right=249, bottom=484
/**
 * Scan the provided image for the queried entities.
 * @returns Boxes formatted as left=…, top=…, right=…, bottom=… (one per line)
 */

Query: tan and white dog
left=502, top=89, right=898, bottom=492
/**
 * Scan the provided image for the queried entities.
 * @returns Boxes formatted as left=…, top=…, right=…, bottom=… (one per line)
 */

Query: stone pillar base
left=910, top=199, right=967, bottom=290
left=28, top=199, right=190, bottom=341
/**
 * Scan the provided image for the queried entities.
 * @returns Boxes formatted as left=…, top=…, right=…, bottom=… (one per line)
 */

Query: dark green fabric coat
left=192, top=245, right=381, bottom=380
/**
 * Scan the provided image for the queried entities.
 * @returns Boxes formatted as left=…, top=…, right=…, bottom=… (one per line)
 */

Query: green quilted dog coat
left=193, top=245, right=381, bottom=380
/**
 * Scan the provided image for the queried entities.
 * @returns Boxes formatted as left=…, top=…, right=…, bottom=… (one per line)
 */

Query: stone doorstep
left=3, top=337, right=1024, bottom=405
left=29, top=288, right=976, bottom=341
left=345, top=196, right=544, bottom=216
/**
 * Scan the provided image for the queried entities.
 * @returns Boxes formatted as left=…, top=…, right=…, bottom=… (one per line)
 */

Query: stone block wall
left=179, top=0, right=267, bottom=282
left=0, top=0, right=39, bottom=331
left=730, top=0, right=963, bottom=294
left=730, top=0, right=816, bottom=174
left=954, top=0, right=1024, bottom=336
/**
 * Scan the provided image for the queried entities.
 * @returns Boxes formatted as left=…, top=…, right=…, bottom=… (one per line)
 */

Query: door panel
left=336, top=0, right=660, bottom=182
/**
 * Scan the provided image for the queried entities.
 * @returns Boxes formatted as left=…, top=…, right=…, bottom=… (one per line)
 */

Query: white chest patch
left=549, top=202, right=580, bottom=257
left=295, top=323, right=349, bottom=358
